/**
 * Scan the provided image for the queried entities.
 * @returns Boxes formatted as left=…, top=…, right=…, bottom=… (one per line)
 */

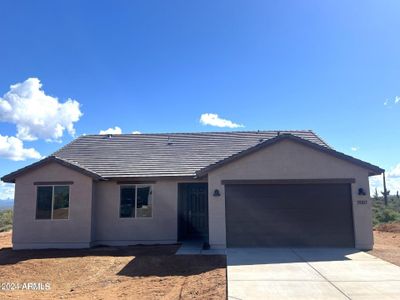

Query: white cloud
left=384, top=96, right=400, bottom=107
left=0, top=78, right=82, bottom=142
left=369, top=163, right=400, bottom=196
left=200, top=113, right=244, bottom=128
left=351, top=147, right=358, bottom=152
left=99, top=126, right=122, bottom=135
left=388, top=163, right=400, bottom=178
left=0, top=182, right=14, bottom=200
left=132, top=131, right=141, bottom=134
left=0, top=134, right=42, bottom=161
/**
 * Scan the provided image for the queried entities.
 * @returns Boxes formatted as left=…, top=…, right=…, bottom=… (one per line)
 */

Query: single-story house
left=2, top=130, right=383, bottom=250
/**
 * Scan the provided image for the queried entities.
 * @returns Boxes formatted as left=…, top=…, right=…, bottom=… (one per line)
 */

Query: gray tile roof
left=51, top=130, right=328, bottom=178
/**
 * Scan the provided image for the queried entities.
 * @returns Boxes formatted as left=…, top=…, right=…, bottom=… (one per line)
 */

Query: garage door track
left=227, top=248, right=400, bottom=299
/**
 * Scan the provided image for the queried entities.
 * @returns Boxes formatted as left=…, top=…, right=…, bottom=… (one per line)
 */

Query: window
left=137, top=186, right=153, bottom=218
left=36, top=186, right=53, bottom=219
left=120, top=185, right=153, bottom=218
left=120, top=186, right=135, bottom=218
left=36, top=186, right=69, bottom=220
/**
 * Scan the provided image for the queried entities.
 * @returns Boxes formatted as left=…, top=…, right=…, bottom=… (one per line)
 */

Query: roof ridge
left=80, top=129, right=316, bottom=137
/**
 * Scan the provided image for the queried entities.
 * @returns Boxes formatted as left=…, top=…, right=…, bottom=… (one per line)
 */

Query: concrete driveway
left=227, top=248, right=400, bottom=300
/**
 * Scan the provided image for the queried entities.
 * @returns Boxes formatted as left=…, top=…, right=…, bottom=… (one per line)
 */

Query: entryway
left=178, top=183, right=209, bottom=243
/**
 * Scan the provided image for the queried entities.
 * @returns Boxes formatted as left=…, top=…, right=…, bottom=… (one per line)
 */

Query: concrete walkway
left=227, top=248, right=400, bottom=300
left=175, top=240, right=226, bottom=255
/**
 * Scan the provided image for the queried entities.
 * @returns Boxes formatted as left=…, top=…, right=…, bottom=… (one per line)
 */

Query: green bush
left=0, top=209, right=13, bottom=232
left=373, top=208, right=400, bottom=225
left=372, top=194, right=400, bottom=226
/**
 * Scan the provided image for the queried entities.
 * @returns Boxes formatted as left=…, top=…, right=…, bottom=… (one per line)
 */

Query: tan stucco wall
left=11, top=139, right=375, bottom=250
left=13, top=162, right=94, bottom=249
left=92, top=180, right=180, bottom=245
left=208, top=139, right=373, bottom=250
left=12, top=161, right=202, bottom=248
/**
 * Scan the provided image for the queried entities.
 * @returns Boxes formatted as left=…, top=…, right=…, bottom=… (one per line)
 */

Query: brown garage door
left=225, top=183, right=355, bottom=247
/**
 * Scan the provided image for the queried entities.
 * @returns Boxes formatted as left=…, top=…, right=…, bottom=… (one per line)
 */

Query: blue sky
left=1, top=0, right=399, bottom=199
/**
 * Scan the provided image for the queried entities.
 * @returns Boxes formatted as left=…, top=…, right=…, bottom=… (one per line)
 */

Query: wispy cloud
left=200, top=113, right=244, bottom=128
left=0, top=78, right=82, bottom=142
left=0, top=182, right=14, bottom=200
left=99, top=126, right=122, bottom=135
left=369, top=163, right=400, bottom=196
left=132, top=131, right=141, bottom=134
left=388, top=164, right=400, bottom=178
left=350, top=146, right=358, bottom=152
left=384, top=96, right=400, bottom=107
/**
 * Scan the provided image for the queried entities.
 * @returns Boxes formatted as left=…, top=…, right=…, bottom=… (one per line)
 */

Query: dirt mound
left=374, top=222, right=400, bottom=233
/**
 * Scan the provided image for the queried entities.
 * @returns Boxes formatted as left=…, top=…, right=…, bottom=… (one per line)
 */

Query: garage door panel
left=226, top=183, right=355, bottom=247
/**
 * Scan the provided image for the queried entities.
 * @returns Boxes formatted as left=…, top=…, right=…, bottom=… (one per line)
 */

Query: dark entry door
left=225, top=183, right=355, bottom=247
left=178, top=183, right=209, bottom=241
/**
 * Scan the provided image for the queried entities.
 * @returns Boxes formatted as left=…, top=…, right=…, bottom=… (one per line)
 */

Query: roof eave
left=1, top=156, right=104, bottom=183
left=196, top=134, right=384, bottom=177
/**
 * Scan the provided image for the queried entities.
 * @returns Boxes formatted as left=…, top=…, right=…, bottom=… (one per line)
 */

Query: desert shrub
left=373, top=208, right=400, bottom=225
left=0, top=209, right=13, bottom=232
left=372, top=195, right=400, bottom=226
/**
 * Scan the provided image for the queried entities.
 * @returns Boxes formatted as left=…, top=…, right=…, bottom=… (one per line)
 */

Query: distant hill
left=0, top=200, right=14, bottom=210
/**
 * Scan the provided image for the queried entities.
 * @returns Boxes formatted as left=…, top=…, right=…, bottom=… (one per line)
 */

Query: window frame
left=35, top=184, right=70, bottom=220
left=119, top=184, right=154, bottom=219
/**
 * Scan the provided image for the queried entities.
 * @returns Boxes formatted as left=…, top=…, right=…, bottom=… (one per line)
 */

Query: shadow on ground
left=0, top=244, right=179, bottom=265
left=118, top=255, right=226, bottom=277
left=0, top=244, right=226, bottom=277
left=227, top=248, right=366, bottom=266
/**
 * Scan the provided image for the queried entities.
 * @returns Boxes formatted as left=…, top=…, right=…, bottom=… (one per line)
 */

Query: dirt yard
left=1, top=225, right=399, bottom=300
left=368, top=222, right=400, bottom=266
left=0, top=231, right=226, bottom=300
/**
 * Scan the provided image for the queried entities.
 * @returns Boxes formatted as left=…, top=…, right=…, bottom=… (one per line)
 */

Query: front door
left=178, top=183, right=209, bottom=241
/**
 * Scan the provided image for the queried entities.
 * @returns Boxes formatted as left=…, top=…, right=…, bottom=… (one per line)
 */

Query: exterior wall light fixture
left=358, top=188, right=366, bottom=196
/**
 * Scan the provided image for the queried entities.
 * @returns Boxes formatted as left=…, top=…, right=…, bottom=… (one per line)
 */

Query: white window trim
left=35, top=185, right=70, bottom=220
left=119, top=184, right=154, bottom=219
